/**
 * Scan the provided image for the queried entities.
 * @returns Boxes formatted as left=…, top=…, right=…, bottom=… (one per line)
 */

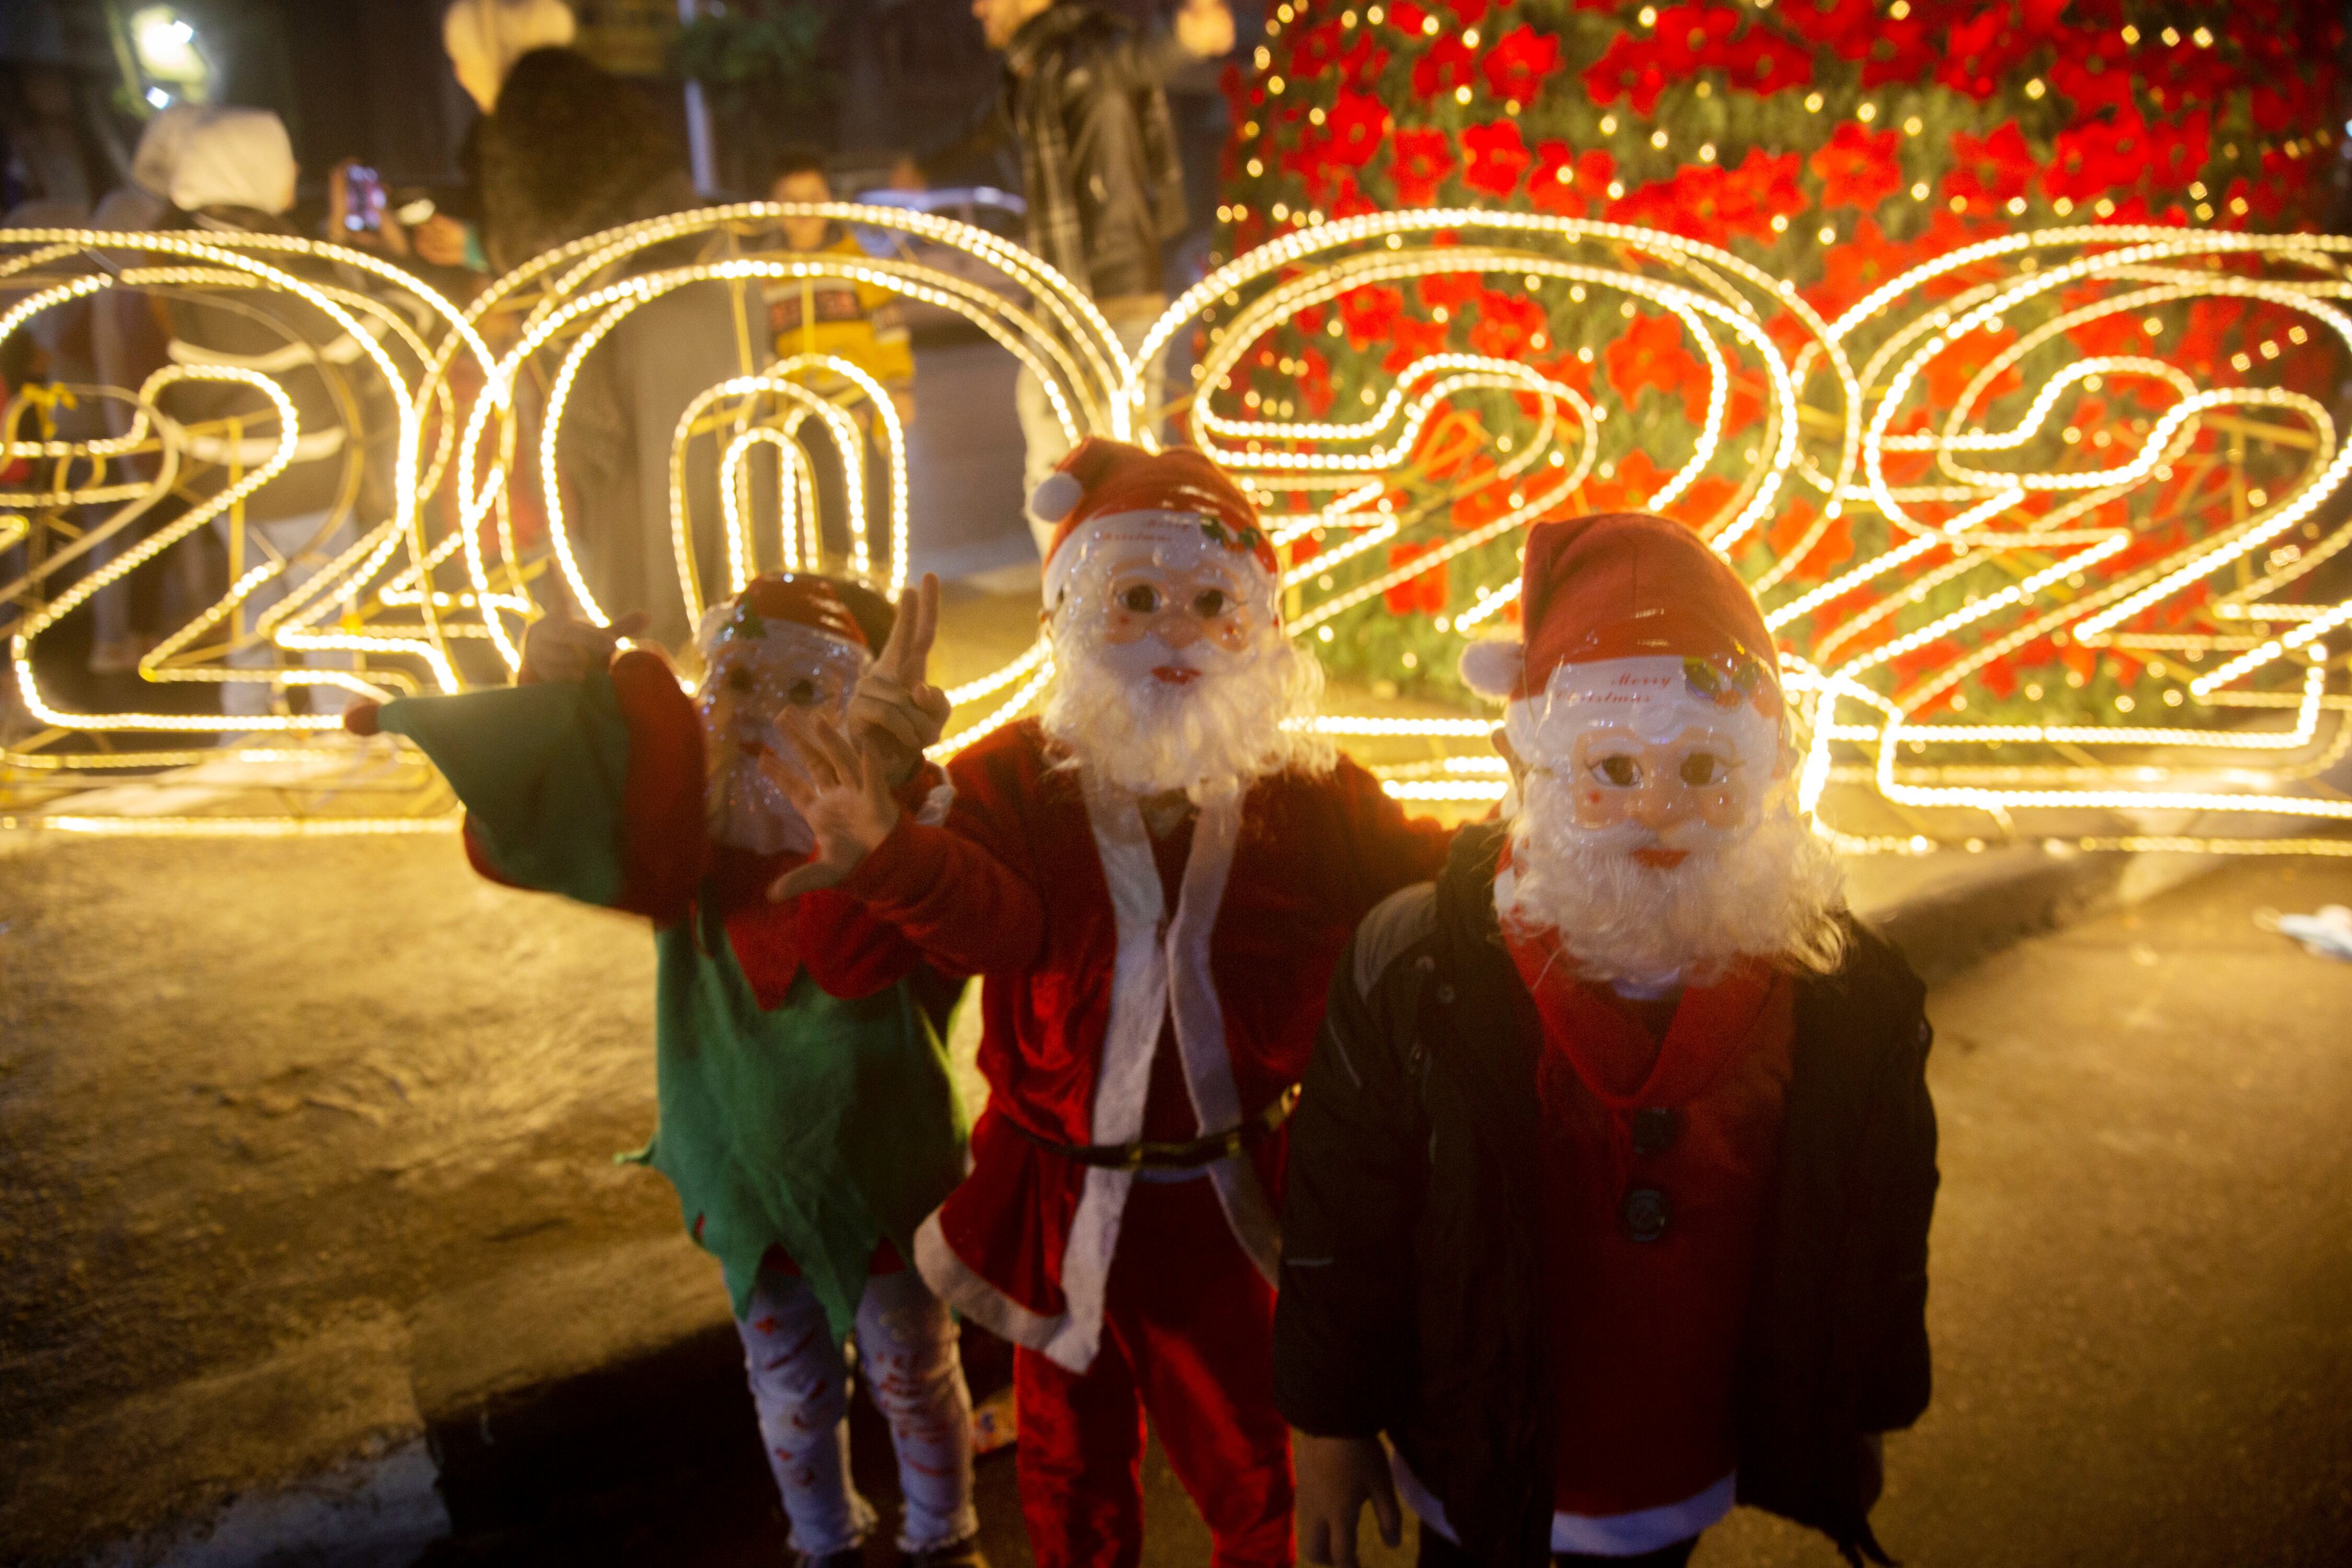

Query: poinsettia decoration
left=1215, top=0, right=2344, bottom=723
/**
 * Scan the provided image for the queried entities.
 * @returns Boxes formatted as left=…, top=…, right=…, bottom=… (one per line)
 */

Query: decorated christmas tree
left=1209, top=0, right=2346, bottom=732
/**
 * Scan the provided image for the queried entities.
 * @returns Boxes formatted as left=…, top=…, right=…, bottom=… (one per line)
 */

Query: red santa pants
left=1013, top=1173, right=1295, bottom=1568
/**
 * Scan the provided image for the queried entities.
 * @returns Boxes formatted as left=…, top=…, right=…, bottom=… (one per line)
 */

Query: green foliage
left=670, top=0, right=829, bottom=123
left=1216, top=0, right=2344, bottom=724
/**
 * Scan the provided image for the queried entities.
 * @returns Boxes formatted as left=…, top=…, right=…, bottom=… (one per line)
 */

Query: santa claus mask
left=1042, top=521, right=1327, bottom=801
left=1501, top=655, right=1843, bottom=991
left=694, top=598, right=870, bottom=855
left=1468, top=512, right=1849, bottom=991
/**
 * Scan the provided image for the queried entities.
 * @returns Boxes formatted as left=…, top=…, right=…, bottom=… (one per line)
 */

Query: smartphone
left=342, top=165, right=385, bottom=233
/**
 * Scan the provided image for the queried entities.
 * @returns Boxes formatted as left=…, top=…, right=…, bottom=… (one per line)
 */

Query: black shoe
left=797, top=1551, right=862, bottom=1568
left=901, top=1537, right=988, bottom=1568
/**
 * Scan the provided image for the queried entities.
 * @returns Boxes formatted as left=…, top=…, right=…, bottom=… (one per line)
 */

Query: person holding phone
left=895, top=0, right=1236, bottom=560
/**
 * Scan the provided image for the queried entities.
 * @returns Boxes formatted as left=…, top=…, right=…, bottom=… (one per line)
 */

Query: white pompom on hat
left=1029, top=469, right=1085, bottom=526
left=1457, top=638, right=1525, bottom=699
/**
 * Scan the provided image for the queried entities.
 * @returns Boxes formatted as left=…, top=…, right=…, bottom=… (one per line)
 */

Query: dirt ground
left=4, top=836, right=2351, bottom=1566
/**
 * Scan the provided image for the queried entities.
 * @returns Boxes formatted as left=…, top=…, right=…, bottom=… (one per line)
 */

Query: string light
left=7, top=211, right=2348, bottom=851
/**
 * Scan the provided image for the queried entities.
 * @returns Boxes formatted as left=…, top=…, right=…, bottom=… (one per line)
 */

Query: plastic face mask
left=1560, top=720, right=1759, bottom=846
left=1509, top=655, right=1781, bottom=864
left=1060, top=538, right=1274, bottom=688
left=694, top=624, right=868, bottom=851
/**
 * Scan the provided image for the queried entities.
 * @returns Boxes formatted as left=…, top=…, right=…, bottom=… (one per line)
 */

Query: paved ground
left=4, top=832, right=2350, bottom=1565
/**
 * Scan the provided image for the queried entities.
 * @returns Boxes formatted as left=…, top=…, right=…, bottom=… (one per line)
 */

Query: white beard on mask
left=1040, top=617, right=1332, bottom=802
left=1502, top=779, right=1849, bottom=991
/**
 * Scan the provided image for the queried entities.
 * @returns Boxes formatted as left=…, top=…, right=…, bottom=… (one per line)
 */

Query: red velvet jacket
left=814, top=719, right=1451, bottom=1370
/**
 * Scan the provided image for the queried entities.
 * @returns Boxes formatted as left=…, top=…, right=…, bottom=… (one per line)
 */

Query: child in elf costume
left=1278, top=514, right=1939, bottom=1568
left=345, top=572, right=983, bottom=1568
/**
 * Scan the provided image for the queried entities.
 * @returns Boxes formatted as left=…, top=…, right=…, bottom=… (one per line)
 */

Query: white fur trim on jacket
left=911, top=776, right=1257, bottom=1374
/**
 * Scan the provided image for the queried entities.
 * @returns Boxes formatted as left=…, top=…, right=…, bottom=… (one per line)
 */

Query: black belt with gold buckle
left=1007, top=1084, right=1300, bottom=1171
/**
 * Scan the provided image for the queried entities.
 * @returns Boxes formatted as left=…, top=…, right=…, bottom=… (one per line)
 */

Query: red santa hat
left=696, top=571, right=889, bottom=658
left=1460, top=512, right=1782, bottom=754
left=1032, top=438, right=1277, bottom=609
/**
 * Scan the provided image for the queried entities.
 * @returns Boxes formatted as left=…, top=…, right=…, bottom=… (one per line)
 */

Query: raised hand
left=519, top=607, right=651, bottom=684
left=764, top=708, right=903, bottom=901
left=847, top=572, right=952, bottom=778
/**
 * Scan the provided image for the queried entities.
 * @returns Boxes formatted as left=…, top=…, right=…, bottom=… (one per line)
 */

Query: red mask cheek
left=1572, top=788, right=1622, bottom=828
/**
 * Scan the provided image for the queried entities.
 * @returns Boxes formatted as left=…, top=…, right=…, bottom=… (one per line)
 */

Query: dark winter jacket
left=471, top=46, right=742, bottom=648
left=1273, top=824, right=1939, bottom=1567
left=920, top=1, right=1191, bottom=303
left=474, top=49, right=706, bottom=276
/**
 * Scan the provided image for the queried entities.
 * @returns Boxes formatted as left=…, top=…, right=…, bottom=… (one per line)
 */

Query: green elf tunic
left=352, top=649, right=968, bottom=1341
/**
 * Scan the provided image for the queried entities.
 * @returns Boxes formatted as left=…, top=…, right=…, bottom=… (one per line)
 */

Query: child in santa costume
left=770, top=439, right=1454, bottom=1568
left=1277, top=513, right=1939, bottom=1568
left=345, top=573, right=983, bottom=1568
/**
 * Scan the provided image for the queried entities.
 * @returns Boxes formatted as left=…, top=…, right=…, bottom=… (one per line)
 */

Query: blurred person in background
left=896, top=0, right=1235, bottom=561
left=766, top=147, right=916, bottom=563
left=468, top=34, right=741, bottom=652
left=83, top=105, right=205, bottom=677
left=769, top=149, right=916, bottom=425
left=162, top=107, right=397, bottom=722
left=424, top=0, right=581, bottom=275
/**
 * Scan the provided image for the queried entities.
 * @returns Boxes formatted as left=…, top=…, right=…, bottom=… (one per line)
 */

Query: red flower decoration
left=1578, top=448, right=1673, bottom=514
left=1388, top=128, right=1456, bottom=206
left=1418, top=271, right=1483, bottom=317
left=1776, top=0, right=1873, bottom=49
left=1807, top=216, right=1905, bottom=321
left=2145, top=109, right=2212, bottom=189
left=1332, top=32, right=1391, bottom=91
left=1451, top=481, right=1519, bottom=532
left=1410, top=36, right=1479, bottom=99
left=1327, top=172, right=1379, bottom=221
left=1605, top=311, right=1711, bottom=425
left=1461, top=120, right=1532, bottom=198
left=1385, top=2, right=1433, bottom=36
left=2044, top=109, right=2150, bottom=203
left=1323, top=91, right=1389, bottom=170
left=1481, top=25, right=1561, bottom=105
left=1608, top=148, right=1796, bottom=248
left=1919, top=321, right=2023, bottom=410
left=1296, top=345, right=1335, bottom=419
left=1288, top=20, right=1352, bottom=78
left=1384, top=541, right=1450, bottom=615
left=1338, top=285, right=1404, bottom=349
left=1947, top=122, right=2036, bottom=209
left=1585, top=5, right=1800, bottom=114
left=1471, top=291, right=1549, bottom=359
left=1761, top=495, right=1855, bottom=583
left=1382, top=315, right=1453, bottom=374
left=2047, top=49, right=2136, bottom=118
left=1934, top=5, right=2039, bottom=101
left=1640, top=4, right=1741, bottom=71
left=1809, top=121, right=1904, bottom=213
left=1527, top=142, right=1616, bottom=218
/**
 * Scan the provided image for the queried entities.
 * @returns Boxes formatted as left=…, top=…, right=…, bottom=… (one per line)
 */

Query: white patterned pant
left=735, top=1265, right=977, bottom=1556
